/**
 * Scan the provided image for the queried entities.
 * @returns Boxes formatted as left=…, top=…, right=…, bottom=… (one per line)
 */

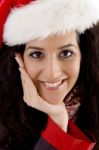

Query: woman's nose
left=43, top=58, right=63, bottom=81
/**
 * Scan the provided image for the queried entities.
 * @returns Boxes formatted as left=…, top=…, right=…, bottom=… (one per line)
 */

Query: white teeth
left=44, top=81, right=62, bottom=88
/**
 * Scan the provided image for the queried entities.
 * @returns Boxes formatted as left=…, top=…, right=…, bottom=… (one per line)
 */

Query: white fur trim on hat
left=3, top=0, right=99, bottom=46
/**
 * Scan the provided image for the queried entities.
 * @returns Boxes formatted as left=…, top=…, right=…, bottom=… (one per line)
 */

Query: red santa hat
left=0, top=0, right=99, bottom=47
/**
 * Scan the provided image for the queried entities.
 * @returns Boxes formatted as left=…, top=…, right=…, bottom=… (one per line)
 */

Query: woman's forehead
left=26, top=32, right=78, bottom=47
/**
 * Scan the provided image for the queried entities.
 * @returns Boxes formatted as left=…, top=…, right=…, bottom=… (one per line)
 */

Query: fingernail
left=15, top=56, right=18, bottom=62
left=18, top=68, right=21, bottom=71
left=19, top=68, right=24, bottom=73
left=15, top=57, right=20, bottom=64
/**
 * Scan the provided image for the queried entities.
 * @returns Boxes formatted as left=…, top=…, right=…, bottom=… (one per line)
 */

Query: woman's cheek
left=63, top=60, right=80, bottom=81
left=70, top=64, right=80, bottom=83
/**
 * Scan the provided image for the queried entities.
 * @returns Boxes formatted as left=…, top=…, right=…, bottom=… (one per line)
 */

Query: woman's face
left=23, top=32, right=81, bottom=104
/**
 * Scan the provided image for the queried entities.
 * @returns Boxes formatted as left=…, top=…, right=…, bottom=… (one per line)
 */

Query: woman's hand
left=15, top=53, right=68, bottom=132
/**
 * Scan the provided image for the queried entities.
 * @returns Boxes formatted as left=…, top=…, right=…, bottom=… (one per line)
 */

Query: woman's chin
left=40, top=93, right=66, bottom=105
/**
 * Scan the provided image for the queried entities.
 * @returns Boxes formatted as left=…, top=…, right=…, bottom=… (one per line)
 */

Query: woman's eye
left=59, top=50, right=73, bottom=58
left=29, top=51, right=44, bottom=58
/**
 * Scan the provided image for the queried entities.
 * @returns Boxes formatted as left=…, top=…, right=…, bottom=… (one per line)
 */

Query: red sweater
left=34, top=116, right=96, bottom=150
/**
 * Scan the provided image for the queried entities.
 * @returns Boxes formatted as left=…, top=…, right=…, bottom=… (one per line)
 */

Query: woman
left=0, top=0, right=99, bottom=150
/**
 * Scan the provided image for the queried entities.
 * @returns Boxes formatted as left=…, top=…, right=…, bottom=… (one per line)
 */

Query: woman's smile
left=39, top=79, right=67, bottom=90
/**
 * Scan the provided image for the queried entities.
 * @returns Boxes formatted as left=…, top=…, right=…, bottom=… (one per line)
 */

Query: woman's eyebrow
left=26, top=46, right=44, bottom=51
left=58, top=44, right=78, bottom=50
left=26, top=44, right=78, bottom=51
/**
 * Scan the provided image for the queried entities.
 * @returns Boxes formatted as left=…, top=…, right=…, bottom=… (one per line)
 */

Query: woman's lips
left=40, top=79, right=66, bottom=90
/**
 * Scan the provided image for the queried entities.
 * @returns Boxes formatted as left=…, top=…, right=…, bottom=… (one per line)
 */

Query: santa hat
left=0, top=0, right=99, bottom=47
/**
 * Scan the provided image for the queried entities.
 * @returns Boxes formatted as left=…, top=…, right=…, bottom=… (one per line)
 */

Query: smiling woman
left=0, top=0, right=99, bottom=150
left=23, top=32, right=81, bottom=105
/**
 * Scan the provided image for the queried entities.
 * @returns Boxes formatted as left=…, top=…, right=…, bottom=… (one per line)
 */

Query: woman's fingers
left=19, top=69, right=28, bottom=103
left=19, top=68, right=37, bottom=94
left=19, top=68, right=32, bottom=106
left=15, top=53, right=25, bottom=69
left=19, top=68, right=39, bottom=106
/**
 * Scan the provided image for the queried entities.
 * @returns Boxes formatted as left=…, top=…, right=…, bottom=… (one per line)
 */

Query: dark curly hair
left=0, top=23, right=99, bottom=150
